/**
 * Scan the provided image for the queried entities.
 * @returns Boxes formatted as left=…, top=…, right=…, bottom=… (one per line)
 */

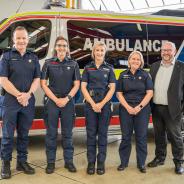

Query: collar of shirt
left=91, top=60, right=107, bottom=68
left=12, top=47, right=31, bottom=55
left=53, top=56, right=69, bottom=64
left=161, top=58, right=175, bottom=66
left=127, top=68, right=141, bottom=76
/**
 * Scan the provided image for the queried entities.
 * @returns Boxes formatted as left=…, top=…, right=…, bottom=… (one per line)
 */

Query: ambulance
left=0, top=5, right=184, bottom=132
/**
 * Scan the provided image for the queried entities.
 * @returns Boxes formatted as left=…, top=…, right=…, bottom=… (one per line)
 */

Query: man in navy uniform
left=0, top=26, right=40, bottom=179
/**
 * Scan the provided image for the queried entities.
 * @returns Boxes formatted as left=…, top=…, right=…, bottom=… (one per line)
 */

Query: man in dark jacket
left=147, top=41, right=184, bottom=174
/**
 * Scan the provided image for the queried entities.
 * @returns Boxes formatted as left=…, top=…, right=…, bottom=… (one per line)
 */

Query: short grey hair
left=13, top=26, right=28, bottom=38
left=128, top=50, right=144, bottom=69
left=161, top=41, right=176, bottom=51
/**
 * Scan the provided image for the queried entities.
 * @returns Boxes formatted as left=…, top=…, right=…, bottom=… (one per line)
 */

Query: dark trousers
left=85, top=102, right=111, bottom=163
left=44, top=99, right=75, bottom=164
left=1, top=97, right=35, bottom=162
left=152, top=104, right=183, bottom=161
left=119, top=104, right=150, bottom=167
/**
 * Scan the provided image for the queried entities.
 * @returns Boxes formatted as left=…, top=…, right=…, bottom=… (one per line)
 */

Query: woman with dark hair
left=81, top=41, right=116, bottom=175
left=41, top=36, right=80, bottom=174
left=116, top=51, right=153, bottom=173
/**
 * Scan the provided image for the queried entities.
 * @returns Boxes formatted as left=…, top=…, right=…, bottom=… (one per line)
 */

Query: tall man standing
left=147, top=41, right=184, bottom=174
left=0, top=26, right=40, bottom=179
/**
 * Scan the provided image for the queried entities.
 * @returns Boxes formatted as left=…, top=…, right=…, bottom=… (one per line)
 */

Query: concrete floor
left=0, top=126, right=183, bottom=184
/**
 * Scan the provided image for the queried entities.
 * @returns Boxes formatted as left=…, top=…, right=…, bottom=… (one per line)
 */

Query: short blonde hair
left=91, top=41, right=107, bottom=59
left=128, top=50, right=144, bottom=69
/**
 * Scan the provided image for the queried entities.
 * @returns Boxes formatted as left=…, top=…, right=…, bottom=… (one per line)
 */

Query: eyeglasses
left=161, top=49, right=172, bottom=53
left=56, top=44, right=68, bottom=48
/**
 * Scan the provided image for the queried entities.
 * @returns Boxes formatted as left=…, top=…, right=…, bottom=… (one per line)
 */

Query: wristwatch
left=67, top=94, right=72, bottom=101
left=139, top=104, right=143, bottom=109
left=29, top=92, right=33, bottom=96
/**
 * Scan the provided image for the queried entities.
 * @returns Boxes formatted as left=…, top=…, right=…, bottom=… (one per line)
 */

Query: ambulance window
left=67, top=20, right=148, bottom=68
left=0, top=20, right=51, bottom=59
left=147, top=24, right=184, bottom=65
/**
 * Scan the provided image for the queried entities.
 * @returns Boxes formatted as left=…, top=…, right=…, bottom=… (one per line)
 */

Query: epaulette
left=27, top=48, right=35, bottom=53
left=45, top=57, right=57, bottom=62
left=120, top=69, right=129, bottom=76
left=85, top=61, right=93, bottom=68
left=1, top=48, right=11, bottom=55
left=105, top=62, right=113, bottom=68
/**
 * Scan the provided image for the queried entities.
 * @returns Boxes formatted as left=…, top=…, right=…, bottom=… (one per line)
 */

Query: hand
left=126, top=105, right=136, bottom=115
left=134, top=105, right=142, bottom=115
left=55, top=97, right=69, bottom=108
left=17, top=92, right=31, bottom=107
left=95, top=102, right=104, bottom=112
left=91, top=103, right=101, bottom=113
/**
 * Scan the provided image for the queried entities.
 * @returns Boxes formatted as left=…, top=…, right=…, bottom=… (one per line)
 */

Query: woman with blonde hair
left=116, top=50, right=153, bottom=173
left=81, top=41, right=116, bottom=175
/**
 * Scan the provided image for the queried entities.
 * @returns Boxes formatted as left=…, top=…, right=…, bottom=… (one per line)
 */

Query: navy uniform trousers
left=44, top=98, right=75, bottom=164
left=1, top=96, right=35, bottom=162
left=119, top=104, right=151, bottom=167
left=85, top=102, right=111, bottom=163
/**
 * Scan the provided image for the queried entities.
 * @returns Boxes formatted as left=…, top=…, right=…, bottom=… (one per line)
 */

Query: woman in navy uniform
left=81, top=42, right=116, bottom=175
left=116, top=51, right=153, bottom=173
left=41, top=36, right=80, bottom=174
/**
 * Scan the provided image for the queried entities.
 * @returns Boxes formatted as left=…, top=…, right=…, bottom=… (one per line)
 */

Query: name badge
left=103, top=68, right=110, bottom=71
left=11, top=58, right=19, bottom=61
left=122, top=75, right=130, bottom=79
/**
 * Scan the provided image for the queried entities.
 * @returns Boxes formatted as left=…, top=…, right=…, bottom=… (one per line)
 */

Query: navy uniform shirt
left=41, top=57, right=80, bottom=97
left=116, top=69, right=153, bottom=103
left=82, top=61, right=116, bottom=91
left=0, top=48, right=40, bottom=102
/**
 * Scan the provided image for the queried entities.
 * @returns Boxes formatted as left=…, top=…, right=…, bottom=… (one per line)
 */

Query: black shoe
left=1, top=160, right=11, bottom=179
left=87, top=163, right=95, bottom=175
left=138, top=166, right=146, bottom=173
left=64, top=162, right=77, bottom=173
left=45, top=163, right=55, bottom=174
left=147, top=158, right=165, bottom=167
left=16, top=161, right=35, bottom=174
left=175, top=165, right=184, bottom=174
left=96, top=162, right=105, bottom=175
left=117, top=164, right=126, bottom=171
left=173, top=159, right=184, bottom=174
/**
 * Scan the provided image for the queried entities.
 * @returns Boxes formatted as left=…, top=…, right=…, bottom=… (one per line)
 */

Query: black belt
left=89, top=90, right=106, bottom=97
left=54, top=94, right=66, bottom=98
left=154, top=103, right=168, bottom=107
